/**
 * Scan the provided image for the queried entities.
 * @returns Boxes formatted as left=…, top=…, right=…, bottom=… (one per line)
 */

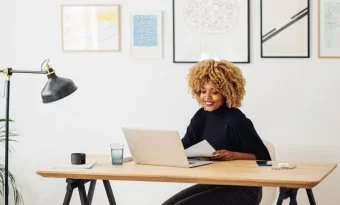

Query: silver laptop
left=122, top=128, right=212, bottom=168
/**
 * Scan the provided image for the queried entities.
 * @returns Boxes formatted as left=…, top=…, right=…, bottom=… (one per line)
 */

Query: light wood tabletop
left=36, top=155, right=337, bottom=189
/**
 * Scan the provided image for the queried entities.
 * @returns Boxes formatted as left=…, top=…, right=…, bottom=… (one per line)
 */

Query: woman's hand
left=212, top=150, right=257, bottom=161
left=212, top=150, right=235, bottom=161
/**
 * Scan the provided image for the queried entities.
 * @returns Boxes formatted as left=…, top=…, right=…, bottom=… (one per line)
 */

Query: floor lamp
left=1, top=59, right=77, bottom=205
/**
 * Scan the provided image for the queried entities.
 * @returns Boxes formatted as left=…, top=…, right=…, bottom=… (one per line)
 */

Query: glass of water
left=110, top=143, right=124, bottom=165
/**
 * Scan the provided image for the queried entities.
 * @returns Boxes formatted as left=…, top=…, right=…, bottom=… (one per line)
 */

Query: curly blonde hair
left=187, top=59, right=246, bottom=108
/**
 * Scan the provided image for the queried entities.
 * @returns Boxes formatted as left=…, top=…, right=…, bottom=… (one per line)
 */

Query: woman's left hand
left=212, top=150, right=235, bottom=161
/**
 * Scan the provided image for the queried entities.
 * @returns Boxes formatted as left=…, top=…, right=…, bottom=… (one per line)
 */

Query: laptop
left=122, top=128, right=212, bottom=168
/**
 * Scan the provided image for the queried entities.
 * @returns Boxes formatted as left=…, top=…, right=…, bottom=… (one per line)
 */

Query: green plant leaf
left=0, top=118, right=24, bottom=205
left=0, top=165, right=24, bottom=205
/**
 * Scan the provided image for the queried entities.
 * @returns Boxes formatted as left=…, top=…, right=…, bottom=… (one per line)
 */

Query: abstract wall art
left=130, top=11, right=163, bottom=59
left=62, top=5, right=120, bottom=51
left=173, top=0, right=250, bottom=63
left=319, top=0, right=340, bottom=58
left=260, top=0, right=310, bottom=58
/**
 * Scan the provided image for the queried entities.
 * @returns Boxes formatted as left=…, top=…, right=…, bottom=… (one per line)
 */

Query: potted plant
left=0, top=119, right=24, bottom=205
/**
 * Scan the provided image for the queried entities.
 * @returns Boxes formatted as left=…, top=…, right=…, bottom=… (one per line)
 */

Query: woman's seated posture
left=162, top=59, right=271, bottom=205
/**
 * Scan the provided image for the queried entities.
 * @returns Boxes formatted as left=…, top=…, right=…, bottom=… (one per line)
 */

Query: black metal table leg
left=103, top=180, right=117, bottom=205
left=78, top=182, right=89, bottom=205
left=87, top=180, right=97, bottom=204
left=63, top=179, right=96, bottom=205
left=306, top=189, right=316, bottom=205
left=277, top=187, right=317, bottom=205
left=63, top=179, right=116, bottom=205
left=63, top=181, right=75, bottom=205
left=276, top=187, right=298, bottom=205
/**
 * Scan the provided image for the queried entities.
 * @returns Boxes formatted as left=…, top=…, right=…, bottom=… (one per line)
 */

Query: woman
left=162, top=59, right=271, bottom=205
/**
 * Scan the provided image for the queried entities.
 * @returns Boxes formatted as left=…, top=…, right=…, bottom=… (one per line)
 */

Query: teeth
left=205, top=101, right=214, bottom=105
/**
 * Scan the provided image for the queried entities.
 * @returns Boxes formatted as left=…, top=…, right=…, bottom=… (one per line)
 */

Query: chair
left=260, top=140, right=278, bottom=205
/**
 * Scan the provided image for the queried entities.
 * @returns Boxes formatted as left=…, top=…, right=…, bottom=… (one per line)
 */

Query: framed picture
left=130, top=11, right=163, bottom=59
left=318, top=0, right=340, bottom=58
left=260, top=0, right=310, bottom=58
left=62, top=5, right=120, bottom=51
left=173, top=0, right=250, bottom=63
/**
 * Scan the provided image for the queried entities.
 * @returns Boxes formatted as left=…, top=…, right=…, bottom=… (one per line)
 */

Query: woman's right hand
left=212, top=150, right=235, bottom=161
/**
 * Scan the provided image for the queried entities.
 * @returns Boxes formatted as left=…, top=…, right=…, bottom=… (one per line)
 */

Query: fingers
left=213, top=150, right=232, bottom=161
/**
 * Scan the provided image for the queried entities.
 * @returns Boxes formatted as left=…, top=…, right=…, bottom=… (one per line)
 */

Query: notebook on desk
left=122, top=128, right=212, bottom=168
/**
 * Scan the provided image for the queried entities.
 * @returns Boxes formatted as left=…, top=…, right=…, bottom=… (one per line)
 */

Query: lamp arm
left=11, top=70, right=47, bottom=74
left=0, top=69, right=47, bottom=75
left=1, top=58, right=55, bottom=76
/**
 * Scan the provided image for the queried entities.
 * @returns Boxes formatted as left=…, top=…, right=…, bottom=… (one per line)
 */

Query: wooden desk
left=36, top=155, right=336, bottom=205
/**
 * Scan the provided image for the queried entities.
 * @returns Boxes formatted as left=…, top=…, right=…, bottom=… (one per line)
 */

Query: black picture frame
left=260, top=0, right=310, bottom=58
left=173, top=0, right=250, bottom=63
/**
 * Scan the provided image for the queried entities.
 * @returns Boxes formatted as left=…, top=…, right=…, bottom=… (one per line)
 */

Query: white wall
left=0, top=0, right=339, bottom=204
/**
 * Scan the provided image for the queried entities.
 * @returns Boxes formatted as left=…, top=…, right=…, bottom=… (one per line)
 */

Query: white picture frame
left=62, top=5, right=120, bottom=51
left=130, top=11, right=163, bottom=59
left=318, top=0, right=340, bottom=58
left=173, top=0, right=250, bottom=63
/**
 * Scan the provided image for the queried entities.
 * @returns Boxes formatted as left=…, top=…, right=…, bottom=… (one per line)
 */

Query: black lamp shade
left=41, top=73, right=77, bottom=103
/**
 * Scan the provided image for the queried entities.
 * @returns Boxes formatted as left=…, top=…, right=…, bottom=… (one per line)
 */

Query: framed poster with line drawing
left=260, top=0, right=310, bottom=58
left=173, top=0, right=250, bottom=63
left=319, top=0, right=340, bottom=58
left=62, top=5, right=120, bottom=51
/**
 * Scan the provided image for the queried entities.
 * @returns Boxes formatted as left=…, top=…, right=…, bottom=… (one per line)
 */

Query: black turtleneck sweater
left=182, top=105, right=271, bottom=160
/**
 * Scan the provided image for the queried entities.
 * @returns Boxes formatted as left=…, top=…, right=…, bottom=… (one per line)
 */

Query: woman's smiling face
left=199, top=81, right=224, bottom=111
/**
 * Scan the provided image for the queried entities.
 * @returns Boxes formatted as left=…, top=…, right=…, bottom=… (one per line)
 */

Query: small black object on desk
left=71, top=153, right=86, bottom=165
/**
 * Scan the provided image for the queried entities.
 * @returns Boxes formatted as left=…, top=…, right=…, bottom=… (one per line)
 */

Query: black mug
left=71, top=153, right=86, bottom=165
